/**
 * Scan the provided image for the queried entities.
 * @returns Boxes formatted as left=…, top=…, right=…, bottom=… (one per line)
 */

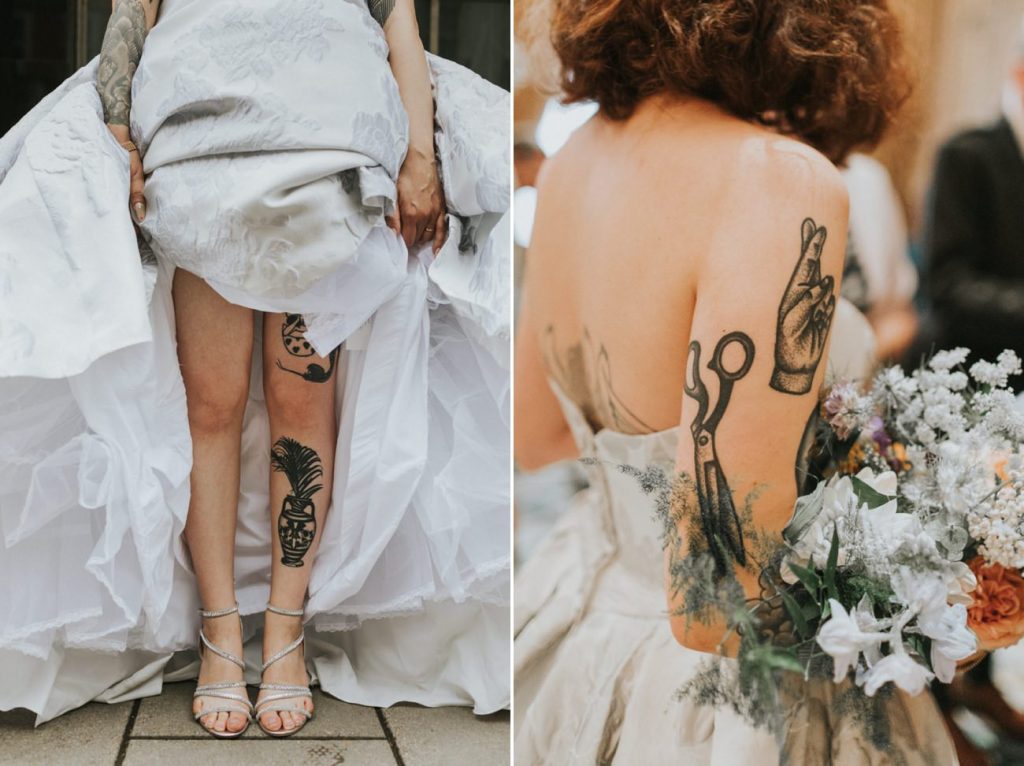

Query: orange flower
left=967, top=556, right=1024, bottom=651
left=889, top=442, right=911, bottom=473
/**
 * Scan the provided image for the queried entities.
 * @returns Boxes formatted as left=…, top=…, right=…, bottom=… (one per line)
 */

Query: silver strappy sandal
left=193, top=604, right=253, bottom=739
left=256, top=604, right=314, bottom=737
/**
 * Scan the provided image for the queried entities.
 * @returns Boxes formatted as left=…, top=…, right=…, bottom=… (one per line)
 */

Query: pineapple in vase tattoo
left=270, top=437, right=324, bottom=567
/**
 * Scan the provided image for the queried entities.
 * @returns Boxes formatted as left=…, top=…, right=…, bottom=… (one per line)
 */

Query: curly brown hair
left=545, top=0, right=911, bottom=163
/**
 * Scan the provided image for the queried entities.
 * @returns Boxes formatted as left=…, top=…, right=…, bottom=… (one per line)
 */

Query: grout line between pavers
left=127, top=735, right=388, bottom=741
left=113, top=699, right=141, bottom=766
left=375, top=708, right=405, bottom=766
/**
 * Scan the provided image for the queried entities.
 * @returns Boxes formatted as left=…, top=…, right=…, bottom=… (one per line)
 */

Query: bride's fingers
left=129, top=153, right=147, bottom=223
left=432, top=211, right=446, bottom=254
left=386, top=207, right=401, bottom=235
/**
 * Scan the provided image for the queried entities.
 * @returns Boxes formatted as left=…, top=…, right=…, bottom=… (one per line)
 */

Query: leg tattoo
left=276, top=314, right=339, bottom=384
left=270, top=437, right=324, bottom=568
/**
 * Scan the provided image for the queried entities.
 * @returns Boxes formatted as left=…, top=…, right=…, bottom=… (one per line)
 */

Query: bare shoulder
left=701, top=130, right=849, bottom=276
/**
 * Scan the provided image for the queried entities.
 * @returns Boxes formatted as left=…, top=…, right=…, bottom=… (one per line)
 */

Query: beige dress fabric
left=514, top=305, right=957, bottom=765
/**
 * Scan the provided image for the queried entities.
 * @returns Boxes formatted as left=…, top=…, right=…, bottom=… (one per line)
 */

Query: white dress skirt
left=0, top=0, right=509, bottom=722
left=514, top=304, right=957, bottom=765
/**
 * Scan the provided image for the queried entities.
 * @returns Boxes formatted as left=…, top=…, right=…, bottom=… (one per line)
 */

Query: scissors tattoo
left=684, top=331, right=756, bottom=575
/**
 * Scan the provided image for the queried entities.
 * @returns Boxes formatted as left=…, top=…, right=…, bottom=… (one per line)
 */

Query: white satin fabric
left=514, top=307, right=956, bottom=764
left=0, top=0, right=509, bottom=722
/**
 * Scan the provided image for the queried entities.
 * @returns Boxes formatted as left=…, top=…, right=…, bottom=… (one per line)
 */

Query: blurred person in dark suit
left=922, top=23, right=1024, bottom=387
left=923, top=22, right=1024, bottom=765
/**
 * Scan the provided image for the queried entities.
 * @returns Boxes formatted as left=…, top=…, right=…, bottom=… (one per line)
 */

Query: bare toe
left=216, top=711, right=229, bottom=732
left=226, top=711, right=247, bottom=733
left=281, top=711, right=297, bottom=730
left=261, top=711, right=282, bottom=732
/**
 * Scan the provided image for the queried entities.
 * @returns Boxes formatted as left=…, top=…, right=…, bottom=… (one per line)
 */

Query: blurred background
left=0, top=0, right=510, bottom=135
left=514, top=3, right=1024, bottom=765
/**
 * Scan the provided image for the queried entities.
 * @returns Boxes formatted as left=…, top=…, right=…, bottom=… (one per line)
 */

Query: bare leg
left=174, top=269, right=254, bottom=735
left=259, top=313, right=338, bottom=732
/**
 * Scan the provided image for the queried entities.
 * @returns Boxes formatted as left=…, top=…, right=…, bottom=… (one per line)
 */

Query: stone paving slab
left=134, top=682, right=382, bottom=739
left=0, top=703, right=131, bottom=766
left=121, top=738, right=397, bottom=765
left=383, top=705, right=510, bottom=766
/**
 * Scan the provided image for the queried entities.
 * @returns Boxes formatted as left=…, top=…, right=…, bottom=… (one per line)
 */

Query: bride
left=0, top=0, right=509, bottom=739
left=514, top=1, right=955, bottom=763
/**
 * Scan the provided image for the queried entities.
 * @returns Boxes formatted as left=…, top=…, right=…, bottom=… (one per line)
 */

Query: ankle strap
left=260, top=632, right=305, bottom=673
left=266, top=604, right=304, bottom=617
left=200, top=604, right=239, bottom=619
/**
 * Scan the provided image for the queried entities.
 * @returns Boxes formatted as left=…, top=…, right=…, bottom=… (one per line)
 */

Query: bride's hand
left=391, top=145, right=447, bottom=254
left=107, top=124, right=147, bottom=223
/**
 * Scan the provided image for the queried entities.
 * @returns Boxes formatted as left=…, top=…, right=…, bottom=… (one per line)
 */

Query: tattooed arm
left=375, top=0, right=448, bottom=253
left=97, top=0, right=161, bottom=222
left=669, top=148, right=848, bottom=654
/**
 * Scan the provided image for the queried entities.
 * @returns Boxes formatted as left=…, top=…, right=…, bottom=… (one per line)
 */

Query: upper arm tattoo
left=97, top=0, right=150, bottom=126
left=770, top=219, right=837, bottom=395
left=368, top=0, right=397, bottom=27
left=684, top=331, right=756, bottom=575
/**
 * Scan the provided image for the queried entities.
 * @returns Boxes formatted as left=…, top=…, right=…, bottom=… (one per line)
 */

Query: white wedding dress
left=514, top=302, right=958, bottom=765
left=0, top=0, right=509, bottom=722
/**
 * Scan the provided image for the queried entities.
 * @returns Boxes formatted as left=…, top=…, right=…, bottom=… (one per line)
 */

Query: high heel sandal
left=256, top=604, right=314, bottom=737
left=193, top=604, right=253, bottom=739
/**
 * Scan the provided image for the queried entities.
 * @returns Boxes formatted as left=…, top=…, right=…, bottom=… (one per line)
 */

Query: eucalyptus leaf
left=780, top=589, right=810, bottom=639
left=850, top=475, right=892, bottom=510
left=787, top=561, right=822, bottom=599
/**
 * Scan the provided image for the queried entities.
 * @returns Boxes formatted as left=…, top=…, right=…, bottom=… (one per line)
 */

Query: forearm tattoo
left=271, top=437, right=325, bottom=568
left=275, top=314, right=339, bottom=384
left=684, top=331, right=755, bottom=575
left=97, top=0, right=149, bottom=126
left=368, top=0, right=397, bottom=26
left=770, top=219, right=837, bottom=395
left=542, top=325, right=655, bottom=434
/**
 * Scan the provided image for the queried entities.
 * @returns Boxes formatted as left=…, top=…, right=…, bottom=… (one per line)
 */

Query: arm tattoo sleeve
left=684, top=331, right=756, bottom=575
left=368, top=0, right=397, bottom=27
left=770, top=218, right=837, bottom=395
left=96, top=0, right=149, bottom=126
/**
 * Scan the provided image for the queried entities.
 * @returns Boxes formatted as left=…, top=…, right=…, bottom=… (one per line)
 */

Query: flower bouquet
left=622, top=348, right=1024, bottom=745
left=803, top=347, right=1024, bottom=688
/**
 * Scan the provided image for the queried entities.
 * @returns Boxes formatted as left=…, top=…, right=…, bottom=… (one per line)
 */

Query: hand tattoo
left=770, top=219, right=837, bottom=396
left=368, top=0, right=397, bottom=26
left=684, top=331, right=756, bottom=575
left=275, top=314, right=339, bottom=384
left=271, top=437, right=325, bottom=568
left=97, top=0, right=149, bottom=126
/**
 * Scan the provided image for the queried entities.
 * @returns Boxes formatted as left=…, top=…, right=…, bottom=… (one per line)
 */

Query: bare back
left=519, top=95, right=848, bottom=438
left=515, top=94, right=850, bottom=650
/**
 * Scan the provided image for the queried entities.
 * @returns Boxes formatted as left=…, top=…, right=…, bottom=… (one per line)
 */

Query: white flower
left=817, top=598, right=890, bottom=683
left=929, top=348, right=970, bottom=371
left=784, top=469, right=924, bottom=583
left=943, top=562, right=978, bottom=606
left=859, top=652, right=934, bottom=696
left=918, top=603, right=976, bottom=683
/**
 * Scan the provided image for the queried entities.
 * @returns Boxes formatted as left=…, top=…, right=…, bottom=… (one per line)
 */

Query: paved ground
left=0, top=684, right=509, bottom=765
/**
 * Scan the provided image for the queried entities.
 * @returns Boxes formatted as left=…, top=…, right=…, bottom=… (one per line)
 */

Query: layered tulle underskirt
left=0, top=29, right=510, bottom=721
